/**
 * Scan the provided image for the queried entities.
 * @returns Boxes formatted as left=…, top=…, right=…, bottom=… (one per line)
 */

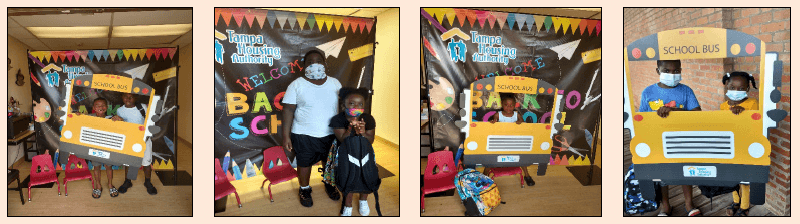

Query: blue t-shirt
left=638, top=83, right=700, bottom=112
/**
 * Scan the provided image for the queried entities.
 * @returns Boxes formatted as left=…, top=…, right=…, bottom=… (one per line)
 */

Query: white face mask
left=659, top=73, right=681, bottom=87
left=305, top=63, right=327, bottom=80
left=726, top=90, right=748, bottom=101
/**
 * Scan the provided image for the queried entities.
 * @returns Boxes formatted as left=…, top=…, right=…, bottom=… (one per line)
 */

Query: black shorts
left=291, top=133, right=335, bottom=167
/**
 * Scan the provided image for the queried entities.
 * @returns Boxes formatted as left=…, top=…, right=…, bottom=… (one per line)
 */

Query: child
left=282, top=50, right=342, bottom=207
left=330, top=87, right=376, bottom=216
left=721, top=71, right=758, bottom=115
left=116, top=92, right=158, bottom=195
left=638, top=60, right=701, bottom=216
left=721, top=71, right=758, bottom=216
left=488, top=94, right=535, bottom=186
left=77, top=97, right=121, bottom=198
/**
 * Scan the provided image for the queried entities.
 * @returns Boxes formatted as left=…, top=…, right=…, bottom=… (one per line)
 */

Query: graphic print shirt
left=638, top=83, right=700, bottom=112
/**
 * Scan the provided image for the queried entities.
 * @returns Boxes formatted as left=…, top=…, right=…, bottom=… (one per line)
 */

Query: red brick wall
left=624, top=8, right=791, bottom=216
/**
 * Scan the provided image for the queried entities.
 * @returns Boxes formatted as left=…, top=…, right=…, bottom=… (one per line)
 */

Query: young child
left=77, top=97, right=121, bottom=198
left=721, top=71, right=758, bottom=115
left=721, top=71, right=758, bottom=216
left=116, top=92, right=158, bottom=195
left=639, top=60, right=701, bottom=216
left=330, top=87, right=376, bottom=216
left=488, top=94, right=535, bottom=186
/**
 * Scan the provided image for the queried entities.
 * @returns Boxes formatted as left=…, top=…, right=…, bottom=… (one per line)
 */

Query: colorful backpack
left=455, top=168, right=501, bottom=216
left=624, top=164, right=660, bottom=215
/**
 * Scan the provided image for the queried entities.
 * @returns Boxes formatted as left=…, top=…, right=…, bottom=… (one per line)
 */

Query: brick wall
left=624, top=8, right=791, bottom=216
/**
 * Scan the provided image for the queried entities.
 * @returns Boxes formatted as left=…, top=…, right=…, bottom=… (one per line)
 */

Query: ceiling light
left=27, top=26, right=109, bottom=38
left=112, top=24, right=192, bottom=37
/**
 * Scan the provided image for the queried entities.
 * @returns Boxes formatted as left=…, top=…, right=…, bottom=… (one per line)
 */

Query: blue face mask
left=726, top=90, right=748, bottom=101
left=659, top=73, right=681, bottom=87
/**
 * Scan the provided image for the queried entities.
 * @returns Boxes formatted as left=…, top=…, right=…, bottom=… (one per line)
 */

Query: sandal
left=686, top=208, right=702, bottom=216
left=109, top=187, right=119, bottom=197
left=734, top=207, right=750, bottom=216
left=726, top=202, right=740, bottom=216
left=92, top=188, right=102, bottom=199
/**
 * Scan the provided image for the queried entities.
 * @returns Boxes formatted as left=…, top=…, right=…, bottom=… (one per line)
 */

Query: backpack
left=624, top=164, right=660, bottom=215
left=335, top=135, right=382, bottom=216
left=134, top=103, right=147, bottom=118
left=455, top=168, right=501, bottom=216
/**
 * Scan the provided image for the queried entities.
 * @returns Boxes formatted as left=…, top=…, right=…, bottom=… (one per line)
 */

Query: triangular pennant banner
left=286, top=11, right=297, bottom=30
left=493, top=11, right=508, bottom=30
left=514, top=14, right=526, bottom=31
left=453, top=8, right=468, bottom=27
left=349, top=16, right=359, bottom=33
left=586, top=20, right=598, bottom=36
left=569, top=18, right=582, bottom=34
left=551, top=17, right=565, bottom=33
left=486, top=11, right=497, bottom=29
left=475, top=10, right=489, bottom=29
left=219, top=8, right=233, bottom=27
left=578, top=19, right=588, bottom=35
left=232, top=9, right=246, bottom=27
left=168, top=48, right=177, bottom=59
left=595, top=20, right=601, bottom=35
left=543, top=16, right=553, bottom=32
left=357, top=18, right=367, bottom=34
left=86, top=51, right=95, bottom=61
left=266, top=10, right=277, bottom=28
left=306, top=14, right=317, bottom=31
left=332, top=16, right=343, bottom=33
left=253, top=9, right=267, bottom=29
left=244, top=9, right=257, bottom=28
left=365, top=18, right=375, bottom=34
left=274, top=11, right=289, bottom=29
left=295, top=13, right=308, bottom=30
left=424, top=8, right=446, bottom=25
left=443, top=8, right=456, bottom=26
left=342, top=17, right=351, bottom=33
left=122, top=49, right=134, bottom=60
left=465, top=9, right=477, bottom=28
left=137, top=49, right=147, bottom=60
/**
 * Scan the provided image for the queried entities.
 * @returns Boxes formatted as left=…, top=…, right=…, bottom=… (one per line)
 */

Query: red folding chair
left=63, top=154, right=94, bottom=196
left=487, top=167, right=525, bottom=188
left=28, top=154, right=60, bottom=201
left=421, top=150, right=457, bottom=213
left=261, top=146, right=298, bottom=202
left=215, top=158, right=241, bottom=208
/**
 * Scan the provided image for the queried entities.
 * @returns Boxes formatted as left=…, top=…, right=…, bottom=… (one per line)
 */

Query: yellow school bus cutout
left=58, top=74, right=163, bottom=180
left=623, top=27, right=786, bottom=204
left=458, top=76, right=562, bottom=175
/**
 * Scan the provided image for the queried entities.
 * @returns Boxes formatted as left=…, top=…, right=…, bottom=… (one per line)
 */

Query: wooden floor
left=420, top=159, right=601, bottom=216
left=215, top=140, right=399, bottom=216
left=623, top=129, right=774, bottom=216
left=7, top=139, right=193, bottom=216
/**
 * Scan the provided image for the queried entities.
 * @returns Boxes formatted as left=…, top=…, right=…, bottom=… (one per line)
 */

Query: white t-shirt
left=282, top=77, right=342, bottom=137
left=498, top=111, right=518, bottom=123
left=116, top=104, right=147, bottom=125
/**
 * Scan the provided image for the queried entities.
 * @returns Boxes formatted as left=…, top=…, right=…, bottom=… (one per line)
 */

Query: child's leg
left=740, top=184, right=751, bottom=210
left=359, top=193, right=369, bottom=201
left=106, top=165, right=114, bottom=187
left=660, top=185, right=671, bottom=214
left=344, top=192, right=354, bottom=207
left=522, top=166, right=531, bottom=177
left=93, top=165, right=102, bottom=189
left=682, top=185, right=694, bottom=211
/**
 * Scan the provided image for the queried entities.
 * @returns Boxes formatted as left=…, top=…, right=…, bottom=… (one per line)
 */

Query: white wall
left=372, top=8, right=400, bottom=145
left=7, top=35, right=32, bottom=167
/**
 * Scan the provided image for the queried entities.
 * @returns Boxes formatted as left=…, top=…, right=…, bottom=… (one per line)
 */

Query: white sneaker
left=358, top=200, right=370, bottom=216
left=341, top=207, right=353, bottom=216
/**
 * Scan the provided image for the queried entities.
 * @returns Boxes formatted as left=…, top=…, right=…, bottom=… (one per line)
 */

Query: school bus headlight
left=748, top=143, right=765, bottom=158
left=132, top=143, right=143, bottom=153
left=635, top=143, right=650, bottom=157
left=64, top=130, right=73, bottom=139
left=467, top=141, right=478, bottom=151
left=541, top=142, right=550, bottom=150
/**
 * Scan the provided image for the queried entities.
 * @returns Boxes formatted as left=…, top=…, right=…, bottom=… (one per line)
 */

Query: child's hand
left=489, top=113, right=498, bottom=123
left=730, top=105, right=745, bottom=115
left=354, top=119, right=367, bottom=134
left=111, top=116, right=123, bottom=121
left=656, top=106, right=673, bottom=118
left=516, top=119, right=523, bottom=124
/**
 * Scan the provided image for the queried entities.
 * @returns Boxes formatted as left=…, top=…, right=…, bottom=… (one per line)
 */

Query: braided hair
left=722, top=71, right=757, bottom=89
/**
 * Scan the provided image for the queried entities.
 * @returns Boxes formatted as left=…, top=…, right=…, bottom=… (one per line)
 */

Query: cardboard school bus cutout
left=623, top=27, right=787, bottom=204
left=58, top=74, right=162, bottom=180
left=458, top=76, right=563, bottom=175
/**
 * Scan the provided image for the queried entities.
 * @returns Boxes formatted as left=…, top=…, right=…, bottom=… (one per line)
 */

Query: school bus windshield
left=472, top=92, right=554, bottom=123
left=70, top=85, right=152, bottom=125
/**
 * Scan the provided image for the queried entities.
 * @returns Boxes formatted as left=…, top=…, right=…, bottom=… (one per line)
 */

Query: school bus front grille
left=661, top=131, right=734, bottom=159
left=486, top=135, right=533, bottom=152
left=79, top=127, right=126, bottom=151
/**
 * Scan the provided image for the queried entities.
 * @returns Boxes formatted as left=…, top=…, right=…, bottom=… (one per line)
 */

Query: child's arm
left=354, top=118, right=375, bottom=144
left=489, top=112, right=499, bottom=123
left=333, top=126, right=352, bottom=143
left=516, top=111, right=524, bottom=124
left=282, top=104, right=296, bottom=151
